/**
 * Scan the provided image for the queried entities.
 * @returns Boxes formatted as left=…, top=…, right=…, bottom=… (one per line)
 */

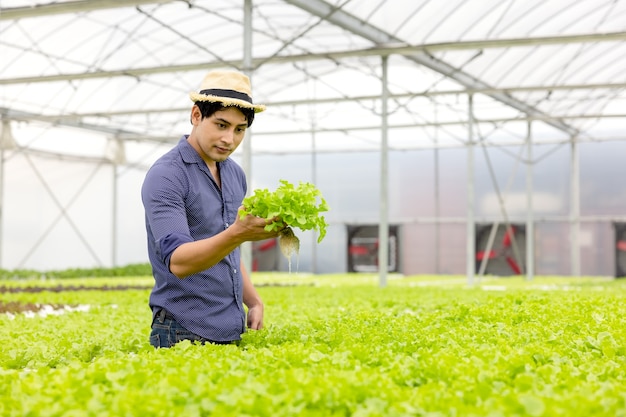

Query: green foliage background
left=0, top=263, right=153, bottom=280
left=1, top=273, right=626, bottom=416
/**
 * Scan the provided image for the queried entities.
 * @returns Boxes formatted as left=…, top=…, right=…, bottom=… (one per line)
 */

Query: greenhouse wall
left=1, top=138, right=625, bottom=276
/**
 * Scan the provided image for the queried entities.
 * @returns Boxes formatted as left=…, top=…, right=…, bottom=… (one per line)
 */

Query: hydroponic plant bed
left=1, top=274, right=625, bottom=416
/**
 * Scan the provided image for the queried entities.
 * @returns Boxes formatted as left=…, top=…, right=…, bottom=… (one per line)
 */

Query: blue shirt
left=141, top=136, right=247, bottom=342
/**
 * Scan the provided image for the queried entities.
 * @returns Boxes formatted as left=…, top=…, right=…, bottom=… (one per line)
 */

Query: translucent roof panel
left=0, top=0, right=625, bottom=156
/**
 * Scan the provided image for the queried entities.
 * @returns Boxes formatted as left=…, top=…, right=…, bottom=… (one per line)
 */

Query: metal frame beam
left=0, top=0, right=173, bottom=20
left=1, top=32, right=624, bottom=85
left=4, top=84, right=626, bottom=122
left=4, top=106, right=625, bottom=146
left=283, top=0, right=581, bottom=137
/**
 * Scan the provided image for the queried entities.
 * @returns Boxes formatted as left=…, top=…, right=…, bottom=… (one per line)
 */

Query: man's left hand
left=247, top=305, right=264, bottom=330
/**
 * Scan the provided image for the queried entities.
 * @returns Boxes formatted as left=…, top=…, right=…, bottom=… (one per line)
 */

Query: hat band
left=199, top=88, right=253, bottom=104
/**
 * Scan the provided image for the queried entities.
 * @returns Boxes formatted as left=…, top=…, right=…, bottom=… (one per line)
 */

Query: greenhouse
left=2, top=0, right=626, bottom=279
left=2, top=1, right=626, bottom=416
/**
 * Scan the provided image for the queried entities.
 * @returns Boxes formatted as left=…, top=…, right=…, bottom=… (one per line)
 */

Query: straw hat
left=189, top=70, right=266, bottom=113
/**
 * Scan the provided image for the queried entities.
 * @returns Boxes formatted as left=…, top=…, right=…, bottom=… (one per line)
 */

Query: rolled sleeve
left=159, top=232, right=194, bottom=269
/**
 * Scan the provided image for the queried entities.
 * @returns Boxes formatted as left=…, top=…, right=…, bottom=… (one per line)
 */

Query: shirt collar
left=178, top=135, right=203, bottom=165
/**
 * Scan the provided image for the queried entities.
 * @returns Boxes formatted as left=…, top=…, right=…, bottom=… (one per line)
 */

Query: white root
left=278, top=227, right=300, bottom=273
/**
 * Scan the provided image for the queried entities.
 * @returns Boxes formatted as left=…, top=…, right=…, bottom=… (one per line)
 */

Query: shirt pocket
left=222, top=188, right=244, bottom=225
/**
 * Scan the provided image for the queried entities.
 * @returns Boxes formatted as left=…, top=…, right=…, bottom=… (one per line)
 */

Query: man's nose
left=222, top=128, right=235, bottom=143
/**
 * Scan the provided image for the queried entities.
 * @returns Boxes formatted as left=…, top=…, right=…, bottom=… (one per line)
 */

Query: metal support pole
left=311, top=131, right=318, bottom=274
left=378, top=55, right=389, bottom=288
left=109, top=136, right=125, bottom=267
left=241, top=0, right=253, bottom=273
left=434, top=108, right=440, bottom=274
left=0, top=141, right=4, bottom=269
left=0, top=145, right=3, bottom=268
left=526, top=121, right=534, bottom=280
left=570, top=136, right=581, bottom=276
left=0, top=119, right=16, bottom=269
left=306, top=73, right=319, bottom=274
left=466, top=95, right=475, bottom=285
left=112, top=162, right=118, bottom=266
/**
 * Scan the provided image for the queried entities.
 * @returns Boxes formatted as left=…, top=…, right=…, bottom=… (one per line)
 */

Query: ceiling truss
left=0, top=0, right=624, bottom=143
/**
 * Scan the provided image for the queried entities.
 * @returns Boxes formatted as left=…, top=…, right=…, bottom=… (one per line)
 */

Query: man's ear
left=190, top=105, right=202, bottom=125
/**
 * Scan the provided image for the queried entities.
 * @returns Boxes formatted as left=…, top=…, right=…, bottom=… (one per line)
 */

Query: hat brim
left=189, top=92, right=266, bottom=113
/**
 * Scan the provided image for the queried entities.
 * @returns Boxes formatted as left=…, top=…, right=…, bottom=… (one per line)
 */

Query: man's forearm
left=169, top=228, right=244, bottom=278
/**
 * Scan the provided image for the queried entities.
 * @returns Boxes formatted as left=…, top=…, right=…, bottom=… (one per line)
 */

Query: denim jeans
left=150, top=309, right=234, bottom=348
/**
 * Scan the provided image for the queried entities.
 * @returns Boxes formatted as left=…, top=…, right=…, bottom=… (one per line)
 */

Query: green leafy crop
left=239, top=180, right=329, bottom=243
left=3, top=276, right=626, bottom=416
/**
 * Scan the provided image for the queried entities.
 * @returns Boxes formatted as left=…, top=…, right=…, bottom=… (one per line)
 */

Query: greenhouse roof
left=1, top=0, right=626, bottom=155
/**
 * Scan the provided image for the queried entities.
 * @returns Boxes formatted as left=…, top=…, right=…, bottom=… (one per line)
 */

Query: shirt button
left=233, top=269, right=237, bottom=274
left=225, top=222, right=229, bottom=227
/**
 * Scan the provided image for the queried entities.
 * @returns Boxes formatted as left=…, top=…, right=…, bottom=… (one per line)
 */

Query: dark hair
left=193, top=101, right=256, bottom=127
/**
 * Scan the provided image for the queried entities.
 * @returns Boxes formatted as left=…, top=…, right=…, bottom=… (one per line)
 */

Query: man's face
left=191, top=105, right=248, bottom=164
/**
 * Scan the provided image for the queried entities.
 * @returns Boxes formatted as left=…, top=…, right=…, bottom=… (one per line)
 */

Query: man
left=141, top=70, right=280, bottom=348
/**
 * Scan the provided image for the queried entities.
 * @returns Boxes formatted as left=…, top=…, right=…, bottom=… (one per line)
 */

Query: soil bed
left=0, top=284, right=152, bottom=294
